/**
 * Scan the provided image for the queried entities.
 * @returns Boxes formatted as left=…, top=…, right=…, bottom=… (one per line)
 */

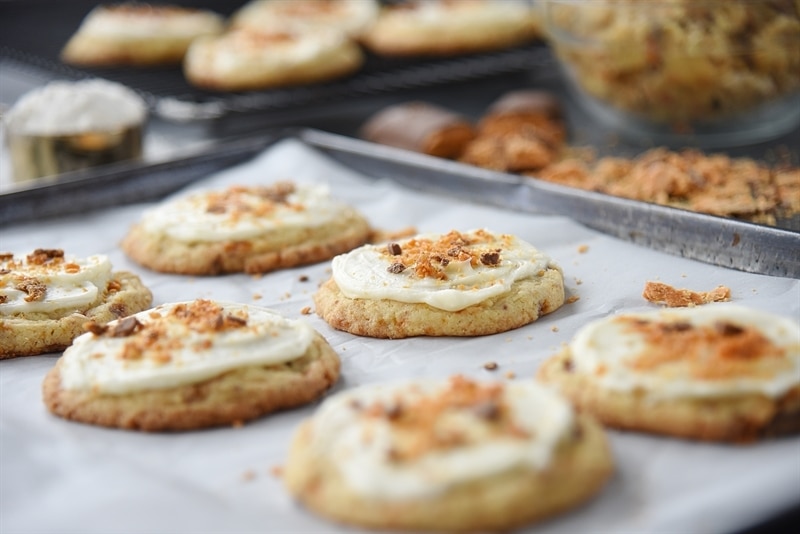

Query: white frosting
left=139, top=183, right=351, bottom=242
left=78, top=5, right=224, bottom=39
left=195, top=26, right=348, bottom=73
left=308, top=378, right=575, bottom=499
left=331, top=229, right=558, bottom=312
left=233, top=0, right=379, bottom=37
left=570, top=305, right=800, bottom=399
left=384, top=0, right=532, bottom=28
left=0, top=252, right=112, bottom=314
left=4, top=79, right=147, bottom=136
left=58, top=301, right=316, bottom=395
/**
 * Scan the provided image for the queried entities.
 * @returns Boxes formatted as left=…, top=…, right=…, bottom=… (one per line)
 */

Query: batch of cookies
left=59, top=0, right=543, bottom=92
left=2, top=156, right=799, bottom=531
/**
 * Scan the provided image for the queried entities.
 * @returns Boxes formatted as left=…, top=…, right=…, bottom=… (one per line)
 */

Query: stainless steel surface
left=300, top=129, right=800, bottom=279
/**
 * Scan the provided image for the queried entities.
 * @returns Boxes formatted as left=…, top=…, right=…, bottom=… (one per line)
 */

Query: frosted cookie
left=285, top=375, right=613, bottom=532
left=43, top=299, right=340, bottom=431
left=0, top=249, right=152, bottom=359
left=61, top=3, right=225, bottom=67
left=183, top=26, right=364, bottom=92
left=121, top=181, right=372, bottom=275
left=313, top=229, right=564, bottom=338
left=230, top=0, right=379, bottom=40
left=537, top=305, right=800, bottom=443
left=362, top=0, right=540, bottom=57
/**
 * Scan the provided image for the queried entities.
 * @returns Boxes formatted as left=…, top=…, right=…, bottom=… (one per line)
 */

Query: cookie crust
left=0, top=271, right=152, bottom=359
left=313, top=267, right=564, bottom=338
left=284, top=413, right=612, bottom=532
left=121, top=208, right=371, bottom=275
left=537, top=348, right=800, bottom=443
left=42, top=332, right=340, bottom=431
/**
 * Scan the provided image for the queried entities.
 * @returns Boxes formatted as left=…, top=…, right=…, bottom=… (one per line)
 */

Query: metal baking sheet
left=1, top=128, right=798, bottom=278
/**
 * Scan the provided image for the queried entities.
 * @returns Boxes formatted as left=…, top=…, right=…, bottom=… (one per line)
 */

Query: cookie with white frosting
left=121, top=181, right=372, bottom=275
left=43, top=299, right=341, bottom=431
left=0, top=249, right=152, bottom=359
left=61, top=3, right=225, bottom=67
left=313, top=229, right=564, bottom=338
left=362, top=0, right=540, bottom=57
left=230, top=0, right=379, bottom=40
left=537, top=305, right=800, bottom=443
left=285, top=375, right=613, bottom=532
left=183, top=25, right=363, bottom=92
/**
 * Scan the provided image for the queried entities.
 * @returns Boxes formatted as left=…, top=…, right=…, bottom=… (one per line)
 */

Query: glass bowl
left=539, top=0, right=800, bottom=147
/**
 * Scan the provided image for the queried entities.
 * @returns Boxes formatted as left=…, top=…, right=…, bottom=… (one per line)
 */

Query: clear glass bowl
left=540, top=0, right=800, bottom=147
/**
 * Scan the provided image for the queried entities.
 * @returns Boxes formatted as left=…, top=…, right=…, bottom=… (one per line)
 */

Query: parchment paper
left=1, top=139, right=799, bottom=534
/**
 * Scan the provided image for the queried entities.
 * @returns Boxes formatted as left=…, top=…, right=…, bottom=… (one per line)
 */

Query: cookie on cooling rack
left=313, top=228, right=564, bottom=338
left=183, top=25, right=364, bottom=92
left=537, top=305, right=800, bottom=443
left=61, top=3, right=225, bottom=67
left=121, top=181, right=372, bottom=275
left=284, top=375, right=613, bottom=532
left=0, top=249, right=152, bottom=359
left=230, top=0, right=379, bottom=40
left=362, top=0, right=540, bottom=57
left=43, top=299, right=341, bottom=431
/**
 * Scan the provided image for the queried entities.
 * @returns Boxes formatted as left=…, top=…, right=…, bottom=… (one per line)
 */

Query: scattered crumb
left=250, top=273, right=263, bottom=280
left=551, top=326, right=559, bottom=332
left=252, top=293, right=262, bottom=301
left=574, top=278, right=583, bottom=285
left=281, top=292, right=291, bottom=300
left=298, top=275, right=309, bottom=282
left=270, top=465, right=284, bottom=478
left=505, top=371, right=516, bottom=379
left=241, top=469, right=257, bottom=482
left=484, top=361, right=499, bottom=371
left=642, top=281, right=731, bottom=307
left=300, top=306, right=312, bottom=315
left=577, top=244, right=589, bottom=253
left=566, top=295, right=580, bottom=304
left=527, top=336, right=533, bottom=340
left=506, top=337, right=513, bottom=343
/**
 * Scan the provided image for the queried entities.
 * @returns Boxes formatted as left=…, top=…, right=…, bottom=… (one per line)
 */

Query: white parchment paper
left=1, top=139, right=799, bottom=534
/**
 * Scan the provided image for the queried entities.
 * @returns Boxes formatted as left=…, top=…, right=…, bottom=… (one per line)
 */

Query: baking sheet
left=1, top=138, right=799, bottom=534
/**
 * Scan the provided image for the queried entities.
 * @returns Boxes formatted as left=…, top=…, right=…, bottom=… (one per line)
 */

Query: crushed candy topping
left=381, top=230, right=507, bottom=281
left=620, top=316, right=789, bottom=380
left=355, top=376, right=528, bottom=462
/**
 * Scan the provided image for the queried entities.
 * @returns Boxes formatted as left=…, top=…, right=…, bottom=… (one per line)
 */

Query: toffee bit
left=472, top=400, right=501, bottom=421
left=505, top=371, right=516, bottom=379
left=84, top=321, right=109, bottom=336
left=270, top=465, right=284, bottom=478
left=206, top=204, right=227, bottom=214
left=15, top=277, right=46, bottom=302
left=107, top=279, right=122, bottom=293
left=384, top=404, right=404, bottom=420
left=566, top=295, right=580, bottom=304
left=0, top=253, right=13, bottom=261
left=480, top=250, right=501, bottom=266
left=483, top=361, right=499, bottom=371
left=27, top=249, right=64, bottom=265
left=387, top=242, right=402, bottom=256
left=663, top=322, right=692, bottom=333
left=348, top=398, right=363, bottom=411
left=0, top=269, right=9, bottom=275
left=387, top=262, right=406, bottom=274
left=715, top=322, right=744, bottom=336
left=110, top=316, right=143, bottom=337
left=225, top=315, right=248, bottom=327
left=446, top=246, right=462, bottom=257
left=0, top=295, right=7, bottom=304
left=563, top=358, right=574, bottom=372
left=300, top=306, right=312, bottom=315
left=241, top=470, right=257, bottom=482
left=298, top=275, right=309, bottom=282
